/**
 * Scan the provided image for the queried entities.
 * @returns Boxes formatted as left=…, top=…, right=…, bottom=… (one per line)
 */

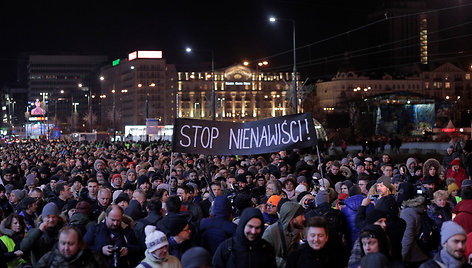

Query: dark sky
left=1, top=0, right=471, bottom=84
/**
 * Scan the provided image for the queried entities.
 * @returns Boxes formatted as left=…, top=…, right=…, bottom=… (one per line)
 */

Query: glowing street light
left=269, top=16, right=297, bottom=114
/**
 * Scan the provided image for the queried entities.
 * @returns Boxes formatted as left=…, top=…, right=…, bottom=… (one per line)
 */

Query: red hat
left=451, top=159, right=461, bottom=166
left=112, top=174, right=122, bottom=183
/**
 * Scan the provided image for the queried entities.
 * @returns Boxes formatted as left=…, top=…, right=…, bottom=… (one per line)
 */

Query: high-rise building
left=99, top=51, right=177, bottom=132
left=27, top=55, right=107, bottom=133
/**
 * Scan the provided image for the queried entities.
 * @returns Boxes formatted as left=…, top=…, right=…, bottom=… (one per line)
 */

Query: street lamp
left=78, top=83, right=92, bottom=132
left=186, top=47, right=215, bottom=120
left=269, top=16, right=297, bottom=114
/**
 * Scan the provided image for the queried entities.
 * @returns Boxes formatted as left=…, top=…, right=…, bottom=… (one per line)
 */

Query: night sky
left=1, top=0, right=471, bottom=84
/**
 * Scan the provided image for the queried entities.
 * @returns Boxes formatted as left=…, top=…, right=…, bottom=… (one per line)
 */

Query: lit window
left=445, top=82, right=451, bottom=88
left=466, top=74, right=471, bottom=80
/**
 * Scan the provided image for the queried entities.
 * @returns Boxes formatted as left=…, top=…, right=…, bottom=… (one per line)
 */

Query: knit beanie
left=145, top=225, right=168, bottom=252
left=365, top=208, right=387, bottom=225
left=462, top=179, right=472, bottom=189
left=448, top=183, right=459, bottom=195
left=441, top=221, right=467, bottom=245
left=126, top=169, right=137, bottom=179
left=315, top=191, right=329, bottom=206
left=12, top=189, right=26, bottom=201
left=42, top=202, right=59, bottom=218
left=114, top=192, right=130, bottom=205
left=181, top=247, right=212, bottom=268
left=266, top=195, right=282, bottom=207
left=111, top=174, right=122, bottom=184
left=211, top=196, right=232, bottom=217
left=26, top=174, right=37, bottom=187
left=137, top=175, right=149, bottom=187
left=295, top=184, right=307, bottom=193
left=376, top=176, right=392, bottom=189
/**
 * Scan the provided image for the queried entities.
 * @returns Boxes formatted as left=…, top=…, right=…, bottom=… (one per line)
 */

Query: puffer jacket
left=453, top=199, right=472, bottom=233
left=341, top=194, right=373, bottom=250
left=400, top=196, right=429, bottom=263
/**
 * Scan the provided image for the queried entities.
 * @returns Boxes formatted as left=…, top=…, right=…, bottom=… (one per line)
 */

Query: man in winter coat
left=199, top=196, right=237, bottom=255
left=263, top=201, right=306, bottom=268
left=286, top=216, right=344, bottom=268
left=36, top=226, right=99, bottom=268
left=135, top=199, right=164, bottom=251
left=84, top=204, right=140, bottom=268
left=20, top=202, right=66, bottom=266
left=400, top=195, right=429, bottom=266
left=453, top=187, right=472, bottom=233
left=213, top=207, right=276, bottom=268
left=420, top=221, right=471, bottom=268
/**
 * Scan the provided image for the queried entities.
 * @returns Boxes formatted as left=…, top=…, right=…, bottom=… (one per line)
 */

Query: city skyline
left=5, top=0, right=472, bottom=85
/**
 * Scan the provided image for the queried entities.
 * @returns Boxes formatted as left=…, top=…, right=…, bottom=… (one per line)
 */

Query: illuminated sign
left=128, top=51, right=163, bottom=61
left=442, top=128, right=456, bottom=133
left=112, top=59, right=120, bottom=66
left=225, top=82, right=251, bottom=86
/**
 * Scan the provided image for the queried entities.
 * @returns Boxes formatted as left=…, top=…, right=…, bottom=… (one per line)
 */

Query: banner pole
left=169, top=152, right=175, bottom=182
left=315, top=143, right=325, bottom=187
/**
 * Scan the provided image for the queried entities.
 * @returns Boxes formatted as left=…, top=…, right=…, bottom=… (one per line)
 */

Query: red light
left=442, top=128, right=456, bottom=133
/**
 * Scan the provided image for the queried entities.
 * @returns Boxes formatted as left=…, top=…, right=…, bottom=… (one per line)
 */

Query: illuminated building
left=177, top=64, right=293, bottom=121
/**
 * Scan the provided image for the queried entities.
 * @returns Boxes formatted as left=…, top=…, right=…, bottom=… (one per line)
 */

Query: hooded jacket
left=341, top=195, right=374, bottom=250
left=452, top=199, right=472, bottom=233
left=400, top=196, right=429, bottom=263
left=212, top=208, right=276, bottom=268
left=199, top=196, right=237, bottom=255
left=262, top=201, right=304, bottom=268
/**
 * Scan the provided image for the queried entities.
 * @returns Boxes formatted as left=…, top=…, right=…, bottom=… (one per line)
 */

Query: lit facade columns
left=189, top=92, right=195, bottom=117
left=231, top=93, right=236, bottom=116
left=200, top=92, right=205, bottom=117
left=282, top=92, right=287, bottom=116
left=241, top=93, right=246, bottom=118
left=271, top=95, right=276, bottom=117
left=252, top=93, right=257, bottom=118
left=178, top=92, right=182, bottom=118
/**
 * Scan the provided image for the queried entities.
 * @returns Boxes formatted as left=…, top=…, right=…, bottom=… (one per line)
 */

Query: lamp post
left=79, top=83, right=93, bottom=132
left=270, top=17, right=297, bottom=114
left=186, top=47, right=215, bottom=120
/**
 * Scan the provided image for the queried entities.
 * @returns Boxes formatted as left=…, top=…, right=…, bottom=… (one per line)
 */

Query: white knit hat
left=145, top=225, right=168, bottom=252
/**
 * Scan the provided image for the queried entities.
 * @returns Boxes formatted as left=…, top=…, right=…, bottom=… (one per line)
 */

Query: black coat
left=286, top=243, right=344, bottom=268
left=212, top=208, right=276, bottom=268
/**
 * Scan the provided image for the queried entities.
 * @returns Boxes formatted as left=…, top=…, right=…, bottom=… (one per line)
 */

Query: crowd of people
left=0, top=139, right=472, bottom=267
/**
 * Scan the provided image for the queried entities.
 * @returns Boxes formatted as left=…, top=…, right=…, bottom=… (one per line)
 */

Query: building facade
left=177, top=64, right=295, bottom=122
left=99, top=51, right=177, bottom=131
left=27, top=55, right=108, bottom=133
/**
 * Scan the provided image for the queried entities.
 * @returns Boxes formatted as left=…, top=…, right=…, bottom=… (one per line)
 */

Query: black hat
left=114, top=192, right=130, bottom=205
left=236, top=174, right=248, bottom=184
left=365, top=209, right=387, bottom=225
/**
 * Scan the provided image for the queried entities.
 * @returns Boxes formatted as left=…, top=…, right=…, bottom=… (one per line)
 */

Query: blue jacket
left=200, top=216, right=237, bottom=255
left=341, top=195, right=373, bottom=250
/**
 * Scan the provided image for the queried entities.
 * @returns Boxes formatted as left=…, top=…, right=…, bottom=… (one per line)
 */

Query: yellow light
left=111, top=90, right=115, bottom=93
left=262, top=61, right=268, bottom=65
left=446, top=96, right=450, bottom=100
left=243, top=61, right=249, bottom=66
left=150, top=83, right=156, bottom=87
left=138, top=84, right=142, bottom=88
left=258, top=62, right=263, bottom=66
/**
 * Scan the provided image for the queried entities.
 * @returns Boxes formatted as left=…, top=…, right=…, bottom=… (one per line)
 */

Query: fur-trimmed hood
left=402, top=195, right=425, bottom=208
left=0, top=218, right=14, bottom=237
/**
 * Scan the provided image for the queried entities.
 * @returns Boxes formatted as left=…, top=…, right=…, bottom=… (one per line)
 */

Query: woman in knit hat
left=136, top=226, right=181, bottom=268
left=263, top=195, right=281, bottom=226
left=447, top=182, right=461, bottom=208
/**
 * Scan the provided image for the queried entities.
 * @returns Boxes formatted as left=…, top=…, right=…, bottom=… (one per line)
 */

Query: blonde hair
left=433, top=190, right=449, bottom=201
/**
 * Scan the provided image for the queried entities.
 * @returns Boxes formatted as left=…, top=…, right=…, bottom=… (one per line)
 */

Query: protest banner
left=172, top=113, right=317, bottom=155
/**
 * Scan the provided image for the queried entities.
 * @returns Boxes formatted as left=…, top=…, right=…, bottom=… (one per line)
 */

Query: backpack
left=416, top=212, right=440, bottom=251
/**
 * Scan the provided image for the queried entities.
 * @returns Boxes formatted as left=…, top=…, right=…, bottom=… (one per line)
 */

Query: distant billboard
left=128, top=51, right=163, bottom=61
left=27, top=99, right=48, bottom=121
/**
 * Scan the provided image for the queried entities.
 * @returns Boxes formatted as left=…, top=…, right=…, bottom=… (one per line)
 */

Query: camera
left=112, top=245, right=121, bottom=267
